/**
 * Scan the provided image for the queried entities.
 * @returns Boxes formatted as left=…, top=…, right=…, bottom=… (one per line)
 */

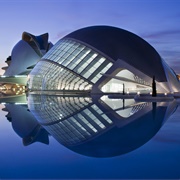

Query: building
left=1, top=26, right=179, bottom=154
left=2, top=32, right=53, bottom=76
left=0, top=32, right=53, bottom=103
left=28, top=26, right=180, bottom=94
left=28, top=93, right=177, bottom=157
left=3, top=104, right=49, bottom=146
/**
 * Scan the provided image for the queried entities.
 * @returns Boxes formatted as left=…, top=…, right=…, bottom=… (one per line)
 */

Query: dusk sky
left=0, top=0, right=180, bottom=75
left=0, top=1, right=180, bottom=178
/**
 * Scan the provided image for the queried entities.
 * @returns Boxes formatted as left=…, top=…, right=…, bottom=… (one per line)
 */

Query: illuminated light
left=15, top=75, right=27, bottom=77
left=1, top=102, right=6, bottom=104
left=127, top=91, right=129, bottom=94
left=137, top=91, right=140, bottom=95
left=100, top=95, right=108, bottom=101
left=16, top=90, right=20, bottom=94
left=164, top=93, right=167, bottom=96
left=1, top=76, right=6, bottom=78
left=92, top=53, right=98, bottom=58
left=15, top=103, right=27, bottom=105
left=150, top=92, right=152, bottom=95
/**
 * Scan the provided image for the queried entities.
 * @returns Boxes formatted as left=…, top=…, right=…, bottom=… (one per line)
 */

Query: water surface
left=0, top=95, right=180, bottom=179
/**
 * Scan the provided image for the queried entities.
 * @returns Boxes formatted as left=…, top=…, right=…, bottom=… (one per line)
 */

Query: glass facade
left=29, top=61, right=92, bottom=91
left=101, top=96, right=150, bottom=118
left=28, top=95, right=113, bottom=146
left=43, top=103, right=113, bottom=146
left=28, top=95, right=92, bottom=124
left=101, top=69, right=151, bottom=94
left=29, top=38, right=113, bottom=91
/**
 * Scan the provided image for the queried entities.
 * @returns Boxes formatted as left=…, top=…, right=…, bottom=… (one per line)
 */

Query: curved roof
left=3, top=32, right=53, bottom=76
left=65, top=26, right=166, bottom=82
left=68, top=106, right=167, bottom=157
left=4, top=40, right=40, bottom=76
left=22, top=32, right=49, bottom=56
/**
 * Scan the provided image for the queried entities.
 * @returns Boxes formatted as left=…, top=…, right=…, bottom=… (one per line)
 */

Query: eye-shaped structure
left=3, top=32, right=53, bottom=76
left=29, top=26, right=180, bottom=94
left=27, top=94, right=177, bottom=157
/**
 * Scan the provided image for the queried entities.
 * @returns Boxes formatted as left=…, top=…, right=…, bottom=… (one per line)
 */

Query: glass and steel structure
left=28, top=95, right=113, bottom=146
left=28, top=26, right=180, bottom=94
left=29, top=39, right=113, bottom=91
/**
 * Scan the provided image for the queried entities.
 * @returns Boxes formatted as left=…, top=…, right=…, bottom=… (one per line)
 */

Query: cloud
left=139, top=28, right=180, bottom=74
left=142, top=29, right=180, bottom=39
left=157, top=50, right=180, bottom=73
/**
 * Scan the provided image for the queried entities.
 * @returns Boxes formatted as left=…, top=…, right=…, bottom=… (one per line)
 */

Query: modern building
left=0, top=32, right=53, bottom=103
left=28, top=93, right=177, bottom=157
left=28, top=26, right=180, bottom=94
left=1, top=25, right=179, bottom=154
left=2, top=32, right=53, bottom=76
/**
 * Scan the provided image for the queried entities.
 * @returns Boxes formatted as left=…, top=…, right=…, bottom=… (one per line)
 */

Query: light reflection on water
left=0, top=94, right=180, bottom=179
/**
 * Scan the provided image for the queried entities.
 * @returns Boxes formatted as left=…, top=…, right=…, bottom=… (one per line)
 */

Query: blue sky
left=0, top=0, right=180, bottom=74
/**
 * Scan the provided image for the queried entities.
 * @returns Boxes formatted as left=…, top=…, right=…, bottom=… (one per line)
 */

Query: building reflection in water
left=3, top=103, right=49, bottom=146
left=23, top=94, right=177, bottom=157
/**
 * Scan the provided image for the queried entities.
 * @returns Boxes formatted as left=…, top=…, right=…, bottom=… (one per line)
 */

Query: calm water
left=0, top=94, right=180, bottom=179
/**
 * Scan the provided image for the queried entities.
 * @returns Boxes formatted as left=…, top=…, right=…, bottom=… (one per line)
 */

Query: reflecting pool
left=0, top=94, right=180, bottom=179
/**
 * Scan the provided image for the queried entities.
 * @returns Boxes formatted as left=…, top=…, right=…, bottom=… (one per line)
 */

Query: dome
left=27, top=94, right=177, bottom=157
left=65, top=26, right=165, bottom=82
left=29, top=26, right=180, bottom=93
left=3, top=32, right=53, bottom=76
left=4, top=40, right=41, bottom=76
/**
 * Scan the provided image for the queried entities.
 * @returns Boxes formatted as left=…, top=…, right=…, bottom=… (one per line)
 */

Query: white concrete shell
left=3, top=32, right=53, bottom=76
